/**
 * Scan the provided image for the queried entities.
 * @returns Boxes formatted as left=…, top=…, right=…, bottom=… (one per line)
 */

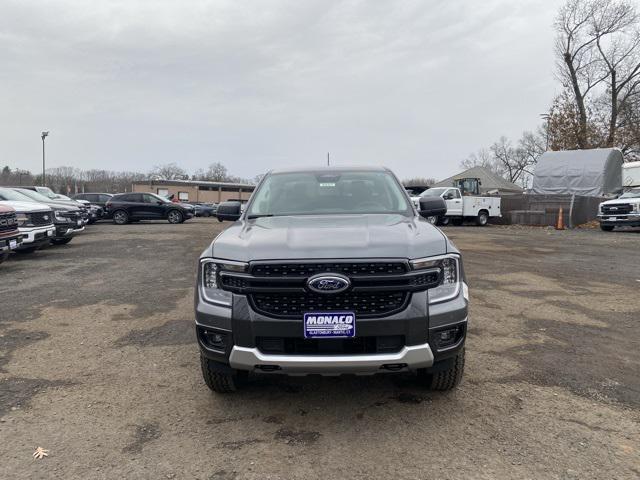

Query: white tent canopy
left=531, top=148, right=623, bottom=197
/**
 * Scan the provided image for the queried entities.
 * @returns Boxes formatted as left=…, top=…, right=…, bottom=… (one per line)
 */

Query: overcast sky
left=1, top=0, right=564, bottom=181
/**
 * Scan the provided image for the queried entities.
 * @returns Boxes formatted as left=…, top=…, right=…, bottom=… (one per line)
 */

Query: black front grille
left=250, top=261, right=408, bottom=277
left=249, top=291, right=409, bottom=318
left=602, top=203, right=632, bottom=214
left=0, top=212, right=18, bottom=232
left=56, top=211, right=80, bottom=223
left=257, top=335, right=405, bottom=355
left=220, top=269, right=440, bottom=294
left=30, top=211, right=53, bottom=226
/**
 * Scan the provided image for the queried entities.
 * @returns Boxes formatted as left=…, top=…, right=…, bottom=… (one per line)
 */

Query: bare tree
left=555, top=0, right=608, bottom=148
left=556, top=0, right=640, bottom=149
left=149, top=162, right=188, bottom=180
left=204, top=162, right=229, bottom=182
left=0, top=166, right=35, bottom=186
left=461, top=131, right=545, bottom=187
left=591, top=0, right=640, bottom=146
left=460, top=148, right=495, bottom=172
left=402, top=177, right=437, bottom=187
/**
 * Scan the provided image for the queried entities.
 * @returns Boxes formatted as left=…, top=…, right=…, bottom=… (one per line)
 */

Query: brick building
left=132, top=179, right=255, bottom=203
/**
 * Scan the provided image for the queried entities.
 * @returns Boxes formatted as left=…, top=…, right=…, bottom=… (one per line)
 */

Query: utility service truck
left=411, top=178, right=501, bottom=226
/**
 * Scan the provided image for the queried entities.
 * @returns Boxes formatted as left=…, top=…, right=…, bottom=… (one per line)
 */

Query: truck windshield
left=12, top=188, right=53, bottom=203
left=35, top=186, right=58, bottom=199
left=246, top=170, right=412, bottom=217
left=420, top=188, right=447, bottom=197
left=0, top=188, right=38, bottom=202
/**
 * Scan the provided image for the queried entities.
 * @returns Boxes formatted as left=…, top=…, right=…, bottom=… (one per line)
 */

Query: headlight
left=410, top=254, right=462, bottom=304
left=200, top=258, right=248, bottom=306
left=54, top=210, right=69, bottom=222
left=16, top=213, right=29, bottom=227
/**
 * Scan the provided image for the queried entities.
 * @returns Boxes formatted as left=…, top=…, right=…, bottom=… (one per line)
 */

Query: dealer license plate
left=304, top=312, right=356, bottom=339
left=47, top=230, right=53, bottom=237
left=9, top=239, right=17, bottom=249
left=608, top=217, right=617, bottom=221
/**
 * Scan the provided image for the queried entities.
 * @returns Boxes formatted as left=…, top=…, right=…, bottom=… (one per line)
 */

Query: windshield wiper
left=247, top=214, right=274, bottom=219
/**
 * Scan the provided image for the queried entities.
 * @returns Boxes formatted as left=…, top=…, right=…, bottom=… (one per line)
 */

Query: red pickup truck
left=0, top=204, right=22, bottom=264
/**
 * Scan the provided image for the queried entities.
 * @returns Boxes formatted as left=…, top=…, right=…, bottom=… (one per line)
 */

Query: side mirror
left=216, top=201, right=242, bottom=222
left=418, top=196, right=447, bottom=219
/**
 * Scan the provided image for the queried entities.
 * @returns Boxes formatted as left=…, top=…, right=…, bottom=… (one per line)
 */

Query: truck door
left=443, top=189, right=463, bottom=216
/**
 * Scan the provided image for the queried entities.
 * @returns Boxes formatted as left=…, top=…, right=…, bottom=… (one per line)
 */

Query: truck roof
left=269, top=166, right=391, bottom=174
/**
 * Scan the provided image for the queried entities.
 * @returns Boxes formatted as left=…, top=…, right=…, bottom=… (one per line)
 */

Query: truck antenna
left=327, top=152, right=330, bottom=166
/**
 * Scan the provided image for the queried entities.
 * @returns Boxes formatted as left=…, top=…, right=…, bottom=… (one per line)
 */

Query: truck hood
left=0, top=200, right=52, bottom=213
left=601, top=197, right=640, bottom=205
left=209, top=214, right=448, bottom=262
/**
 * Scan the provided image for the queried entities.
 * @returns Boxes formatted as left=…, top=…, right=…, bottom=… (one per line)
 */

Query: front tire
left=438, top=216, right=450, bottom=226
left=167, top=210, right=183, bottom=224
left=426, top=349, right=465, bottom=391
left=600, top=224, right=614, bottom=231
left=200, top=356, right=245, bottom=393
left=426, top=216, right=437, bottom=225
left=476, top=211, right=489, bottom=226
left=112, top=210, right=129, bottom=225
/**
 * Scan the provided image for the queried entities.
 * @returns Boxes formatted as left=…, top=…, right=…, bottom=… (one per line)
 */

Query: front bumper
left=229, top=342, right=434, bottom=375
left=54, top=224, right=79, bottom=239
left=0, top=233, right=23, bottom=252
left=195, top=284, right=468, bottom=376
left=18, top=225, right=56, bottom=246
left=598, top=214, right=640, bottom=227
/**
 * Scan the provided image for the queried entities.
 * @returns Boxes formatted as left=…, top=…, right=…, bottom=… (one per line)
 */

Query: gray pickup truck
left=195, top=167, right=468, bottom=393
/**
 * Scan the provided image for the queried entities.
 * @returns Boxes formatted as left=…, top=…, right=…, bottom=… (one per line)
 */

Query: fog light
left=203, top=330, right=227, bottom=351
left=440, top=330, right=454, bottom=342
left=435, top=325, right=463, bottom=349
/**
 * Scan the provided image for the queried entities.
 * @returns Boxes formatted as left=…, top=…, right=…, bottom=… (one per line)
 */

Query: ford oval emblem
left=307, top=273, right=351, bottom=294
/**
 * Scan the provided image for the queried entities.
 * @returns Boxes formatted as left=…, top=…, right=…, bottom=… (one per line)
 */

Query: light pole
left=41, top=131, right=49, bottom=186
left=539, top=114, right=550, bottom=150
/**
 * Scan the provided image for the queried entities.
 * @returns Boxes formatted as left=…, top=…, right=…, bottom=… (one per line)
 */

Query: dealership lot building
left=132, top=179, right=255, bottom=203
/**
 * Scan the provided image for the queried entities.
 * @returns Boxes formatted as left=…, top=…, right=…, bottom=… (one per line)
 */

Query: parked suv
left=0, top=205, right=23, bottom=263
left=105, top=192, right=194, bottom=224
left=598, top=188, right=640, bottom=231
left=196, top=167, right=467, bottom=393
left=72, top=192, right=113, bottom=209
left=0, top=199, right=55, bottom=253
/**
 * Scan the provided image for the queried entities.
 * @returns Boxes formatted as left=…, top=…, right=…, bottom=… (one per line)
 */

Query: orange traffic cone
left=555, top=207, right=565, bottom=230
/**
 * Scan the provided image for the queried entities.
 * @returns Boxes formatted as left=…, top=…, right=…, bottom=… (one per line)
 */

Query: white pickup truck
left=597, top=188, right=640, bottom=231
left=412, top=187, right=501, bottom=226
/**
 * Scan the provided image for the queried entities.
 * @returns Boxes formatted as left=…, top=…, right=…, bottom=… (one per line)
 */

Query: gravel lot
left=1, top=219, right=639, bottom=479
